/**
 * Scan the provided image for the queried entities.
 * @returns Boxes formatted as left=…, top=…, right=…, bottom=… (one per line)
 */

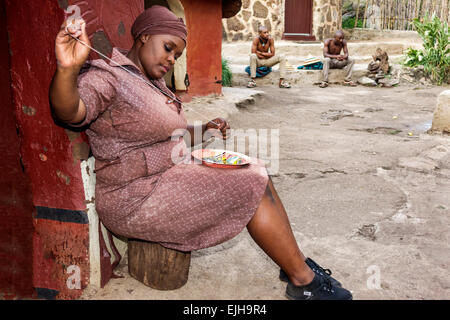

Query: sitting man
left=320, top=30, right=357, bottom=88
left=247, top=26, right=291, bottom=89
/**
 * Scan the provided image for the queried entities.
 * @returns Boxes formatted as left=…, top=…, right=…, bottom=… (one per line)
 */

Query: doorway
left=283, top=0, right=315, bottom=41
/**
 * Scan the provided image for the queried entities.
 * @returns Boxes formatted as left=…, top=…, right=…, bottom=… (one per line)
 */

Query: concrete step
left=222, top=40, right=422, bottom=58
left=224, top=54, right=405, bottom=67
left=230, top=63, right=369, bottom=87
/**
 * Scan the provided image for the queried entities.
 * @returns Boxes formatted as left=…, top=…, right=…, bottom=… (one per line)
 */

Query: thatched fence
left=351, top=0, right=449, bottom=30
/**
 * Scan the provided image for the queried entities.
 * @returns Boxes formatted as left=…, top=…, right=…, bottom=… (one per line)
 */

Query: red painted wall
left=5, top=0, right=90, bottom=299
left=0, top=0, right=35, bottom=299
left=4, top=0, right=144, bottom=299
left=6, top=1, right=87, bottom=211
left=67, top=0, right=143, bottom=59
left=2, top=0, right=223, bottom=299
left=182, top=0, right=223, bottom=96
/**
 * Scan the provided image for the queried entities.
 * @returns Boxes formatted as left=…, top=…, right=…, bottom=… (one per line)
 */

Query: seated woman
left=49, top=5, right=352, bottom=300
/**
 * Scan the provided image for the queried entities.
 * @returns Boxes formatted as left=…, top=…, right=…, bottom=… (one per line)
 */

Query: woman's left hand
left=205, top=117, right=231, bottom=139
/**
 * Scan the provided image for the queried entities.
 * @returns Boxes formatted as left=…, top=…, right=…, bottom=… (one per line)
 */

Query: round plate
left=191, top=149, right=251, bottom=169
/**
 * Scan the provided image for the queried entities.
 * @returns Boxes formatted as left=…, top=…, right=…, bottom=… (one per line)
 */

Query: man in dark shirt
left=320, top=30, right=356, bottom=88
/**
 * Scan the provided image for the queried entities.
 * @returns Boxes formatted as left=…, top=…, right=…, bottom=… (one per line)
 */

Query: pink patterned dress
left=71, top=48, right=269, bottom=252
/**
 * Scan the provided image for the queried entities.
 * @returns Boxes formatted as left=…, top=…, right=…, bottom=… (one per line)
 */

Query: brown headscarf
left=131, top=5, right=187, bottom=43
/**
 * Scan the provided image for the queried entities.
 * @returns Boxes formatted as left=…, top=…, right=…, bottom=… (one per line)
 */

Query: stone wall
left=222, top=0, right=342, bottom=41
left=223, top=0, right=283, bottom=41
left=313, top=0, right=343, bottom=40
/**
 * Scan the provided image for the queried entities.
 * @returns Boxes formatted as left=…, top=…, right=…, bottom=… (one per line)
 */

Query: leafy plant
left=403, top=15, right=450, bottom=85
left=342, top=17, right=364, bottom=29
left=403, top=48, right=425, bottom=66
left=222, top=58, right=233, bottom=87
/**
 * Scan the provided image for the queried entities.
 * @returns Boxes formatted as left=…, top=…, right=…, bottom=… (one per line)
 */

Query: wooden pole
left=354, top=0, right=361, bottom=28
left=363, top=0, right=370, bottom=28
left=411, top=0, right=415, bottom=29
left=394, top=0, right=397, bottom=29
left=386, top=0, right=389, bottom=29
left=415, top=0, right=421, bottom=26
left=405, top=0, right=409, bottom=29
left=427, top=0, right=431, bottom=19
left=418, top=0, right=423, bottom=21
left=403, top=0, right=407, bottom=29
left=445, top=0, right=450, bottom=23
left=381, top=0, right=384, bottom=29
left=414, top=0, right=420, bottom=27
left=388, top=0, right=392, bottom=29
left=447, top=0, right=450, bottom=23
left=415, top=0, right=419, bottom=20
left=405, top=0, right=408, bottom=30
left=403, top=0, right=411, bottom=30
left=389, top=1, right=395, bottom=30
left=405, top=0, right=407, bottom=28
left=408, top=0, right=411, bottom=29
left=395, top=0, right=398, bottom=28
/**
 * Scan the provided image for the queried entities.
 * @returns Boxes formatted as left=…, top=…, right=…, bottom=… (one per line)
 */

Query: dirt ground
left=81, top=82, right=450, bottom=300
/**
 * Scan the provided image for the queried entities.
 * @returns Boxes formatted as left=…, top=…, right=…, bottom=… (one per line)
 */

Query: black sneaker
left=279, top=257, right=342, bottom=287
left=285, top=273, right=353, bottom=300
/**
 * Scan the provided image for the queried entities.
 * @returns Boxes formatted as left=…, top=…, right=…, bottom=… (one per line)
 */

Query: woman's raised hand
left=55, top=17, right=91, bottom=71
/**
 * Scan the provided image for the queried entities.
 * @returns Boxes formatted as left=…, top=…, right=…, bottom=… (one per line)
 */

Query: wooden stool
left=127, top=239, right=191, bottom=290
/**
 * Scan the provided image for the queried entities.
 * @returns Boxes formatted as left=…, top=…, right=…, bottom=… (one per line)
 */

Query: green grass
left=222, top=58, right=233, bottom=87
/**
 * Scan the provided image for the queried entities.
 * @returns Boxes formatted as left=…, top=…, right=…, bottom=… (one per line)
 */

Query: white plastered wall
left=81, top=157, right=127, bottom=288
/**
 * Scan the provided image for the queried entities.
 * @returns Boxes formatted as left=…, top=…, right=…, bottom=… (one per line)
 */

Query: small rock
left=342, top=11, right=356, bottom=20
left=378, top=78, right=399, bottom=87
left=401, top=74, right=415, bottom=83
left=358, top=76, right=377, bottom=86
left=375, top=72, right=385, bottom=80
left=364, top=107, right=383, bottom=112
left=321, top=109, right=354, bottom=121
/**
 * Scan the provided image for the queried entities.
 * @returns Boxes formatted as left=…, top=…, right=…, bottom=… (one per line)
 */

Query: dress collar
left=109, top=47, right=142, bottom=74
left=108, top=48, right=182, bottom=114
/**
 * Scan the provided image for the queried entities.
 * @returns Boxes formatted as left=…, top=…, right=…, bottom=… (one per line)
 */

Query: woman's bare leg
left=246, top=177, right=315, bottom=286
